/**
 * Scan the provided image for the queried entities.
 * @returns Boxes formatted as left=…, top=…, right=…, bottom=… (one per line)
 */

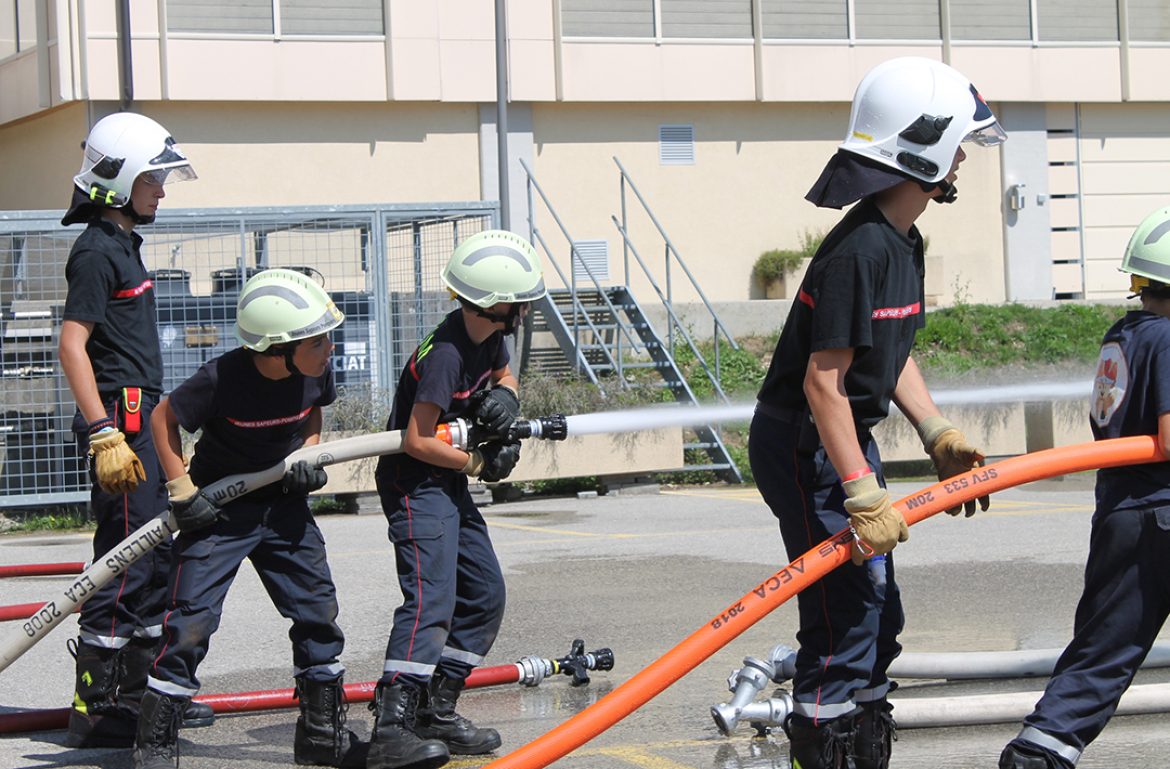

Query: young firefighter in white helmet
left=748, top=57, right=1006, bottom=769
left=999, top=207, right=1170, bottom=769
left=367, top=229, right=546, bottom=769
left=57, top=111, right=214, bottom=747
left=132, top=269, right=367, bottom=769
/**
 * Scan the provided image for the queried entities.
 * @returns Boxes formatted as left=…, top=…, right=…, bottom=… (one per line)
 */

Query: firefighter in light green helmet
left=1002, top=205, right=1170, bottom=769
left=369, top=230, right=545, bottom=769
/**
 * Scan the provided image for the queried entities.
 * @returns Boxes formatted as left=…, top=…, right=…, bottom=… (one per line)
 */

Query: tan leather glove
left=917, top=416, right=989, bottom=517
left=462, top=449, right=486, bottom=477
left=843, top=473, right=909, bottom=566
left=88, top=429, right=146, bottom=494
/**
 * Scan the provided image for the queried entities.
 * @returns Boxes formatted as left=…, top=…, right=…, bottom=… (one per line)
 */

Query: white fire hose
left=0, top=422, right=477, bottom=674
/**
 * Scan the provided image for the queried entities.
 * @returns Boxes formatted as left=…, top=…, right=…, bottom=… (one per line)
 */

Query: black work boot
left=132, top=689, right=187, bottom=769
left=783, top=713, right=856, bottom=769
left=999, top=741, right=1070, bottom=769
left=119, top=636, right=215, bottom=729
left=366, top=681, right=449, bottom=769
left=64, top=638, right=136, bottom=748
left=851, top=697, right=896, bottom=769
left=416, top=673, right=501, bottom=755
left=293, top=676, right=369, bottom=768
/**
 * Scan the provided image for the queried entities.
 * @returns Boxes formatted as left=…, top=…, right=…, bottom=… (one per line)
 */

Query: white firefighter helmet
left=440, top=229, right=547, bottom=308
left=235, top=269, right=345, bottom=352
left=840, top=57, right=1006, bottom=185
left=1121, top=205, right=1170, bottom=293
left=73, top=112, right=197, bottom=207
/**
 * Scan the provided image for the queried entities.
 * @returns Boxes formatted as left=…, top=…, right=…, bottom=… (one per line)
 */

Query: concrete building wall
left=5, top=1, right=1170, bottom=309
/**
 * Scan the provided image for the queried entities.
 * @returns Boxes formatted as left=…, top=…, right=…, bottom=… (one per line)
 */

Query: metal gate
left=0, top=202, right=497, bottom=508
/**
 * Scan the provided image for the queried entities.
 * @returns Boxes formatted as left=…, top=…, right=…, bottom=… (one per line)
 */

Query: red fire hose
left=0, top=640, right=613, bottom=735
left=0, top=603, right=78, bottom=623
left=0, top=563, right=85, bottom=579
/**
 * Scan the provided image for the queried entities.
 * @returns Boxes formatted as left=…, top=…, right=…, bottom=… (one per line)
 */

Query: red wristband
left=841, top=467, right=873, bottom=482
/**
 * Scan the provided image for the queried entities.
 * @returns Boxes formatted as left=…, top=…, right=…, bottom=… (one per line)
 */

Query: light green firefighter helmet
left=1121, top=205, right=1170, bottom=293
left=235, top=268, right=345, bottom=352
left=440, top=229, right=547, bottom=308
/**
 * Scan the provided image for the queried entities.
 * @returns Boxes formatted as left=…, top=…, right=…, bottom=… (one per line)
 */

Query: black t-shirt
left=168, top=347, right=337, bottom=488
left=62, top=220, right=164, bottom=394
left=1091, top=310, right=1170, bottom=512
left=377, top=309, right=509, bottom=476
left=756, top=198, right=925, bottom=428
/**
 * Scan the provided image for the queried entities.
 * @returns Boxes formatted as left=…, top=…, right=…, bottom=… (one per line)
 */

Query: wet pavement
left=2, top=473, right=1169, bottom=768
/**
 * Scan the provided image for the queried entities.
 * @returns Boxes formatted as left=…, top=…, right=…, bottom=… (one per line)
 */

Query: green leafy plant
left=753, top=248, right=805, bottom=284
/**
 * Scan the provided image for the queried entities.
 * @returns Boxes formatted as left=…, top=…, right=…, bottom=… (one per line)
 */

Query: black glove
left=282, top=460, right=328, bottom=495
left=166, top=475, right=221, bottom=533
left=478, top=440, right=521, bottom=483
left=468, top=386, right=521, bottom=442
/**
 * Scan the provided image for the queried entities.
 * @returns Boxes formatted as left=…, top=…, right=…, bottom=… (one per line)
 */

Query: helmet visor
left=964, top=122, right=1007, bottom=147
left=139, top=165, right=198, bottom=186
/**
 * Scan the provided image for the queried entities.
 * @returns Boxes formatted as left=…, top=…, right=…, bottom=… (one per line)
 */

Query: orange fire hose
left=482, top=436, right=1165, bottom=769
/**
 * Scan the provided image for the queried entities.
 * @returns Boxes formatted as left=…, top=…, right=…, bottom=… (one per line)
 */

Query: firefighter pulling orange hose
left=480, top=436, right=1165, bottom=769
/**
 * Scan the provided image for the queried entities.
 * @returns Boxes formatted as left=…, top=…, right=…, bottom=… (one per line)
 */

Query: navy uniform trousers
left=148, top=494, right=346, bottom=696
left=377, top=467, right=506, bottom=686
left=1016, top=504, right=1170, bottom=766
left=74, top=394, right=170, bottom=648
left=748, top=409, right=904, bottom=725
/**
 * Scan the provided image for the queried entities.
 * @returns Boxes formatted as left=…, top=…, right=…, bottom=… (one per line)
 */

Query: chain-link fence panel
left=0, top=202, right=496, bottom=507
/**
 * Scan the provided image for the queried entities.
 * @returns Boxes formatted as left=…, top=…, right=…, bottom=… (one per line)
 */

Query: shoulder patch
left=1092, top=341, right=1128, bottom=428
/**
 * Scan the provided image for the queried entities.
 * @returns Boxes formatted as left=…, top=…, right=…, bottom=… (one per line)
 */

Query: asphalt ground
left=2, top=474, right=1169, bottom=769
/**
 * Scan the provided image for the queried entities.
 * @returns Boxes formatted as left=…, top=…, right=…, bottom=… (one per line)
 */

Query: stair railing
left=613, top=156, right=740, bottom=402
left=611, top=216, right=733, bottom=405
left=520, top=158, right=645, bottom=385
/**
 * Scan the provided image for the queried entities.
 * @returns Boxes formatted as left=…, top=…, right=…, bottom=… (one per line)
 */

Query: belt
left=754, top=401, right=804, bottom=425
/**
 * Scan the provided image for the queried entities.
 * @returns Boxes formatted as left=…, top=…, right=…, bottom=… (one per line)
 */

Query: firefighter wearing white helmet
left=1000, top=205, right=1170, bottom=769
left=140, top=267, right=366, bottom=768
left=752, top=57, right=1004, bottom=769
left=807, top=56, right=1006, bottom=209
left=58, top=112, right=212, bottom=747
left=63, top=112, right=197, bottom=226
left=367, top=230, right=545, bottom=766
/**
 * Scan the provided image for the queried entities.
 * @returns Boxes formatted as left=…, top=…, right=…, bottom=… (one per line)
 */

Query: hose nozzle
left=510, top=414, right=569, bottom=442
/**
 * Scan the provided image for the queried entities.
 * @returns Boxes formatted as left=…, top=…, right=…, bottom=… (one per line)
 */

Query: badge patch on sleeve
left=1092, top=342, right=1127, bottom=428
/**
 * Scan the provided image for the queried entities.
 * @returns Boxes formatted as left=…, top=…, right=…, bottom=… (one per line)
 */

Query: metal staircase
left=519, top=158, right=743, bottom=482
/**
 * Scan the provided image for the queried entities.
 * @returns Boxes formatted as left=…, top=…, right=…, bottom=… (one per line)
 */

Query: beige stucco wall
left=5, top=98, right=1007, bottom=308
left=527, top=101, right=1006, bottom=307
left=4, top=101, right=484, bottom=212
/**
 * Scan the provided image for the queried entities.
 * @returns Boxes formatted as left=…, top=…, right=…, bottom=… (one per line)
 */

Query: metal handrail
left=519, top=157, right=646, bottom=380
left=612, top=217, right=733, bottom=405
left=527, top=228, right=619, bottom=388
left=613, top=156, right=739, bottom=395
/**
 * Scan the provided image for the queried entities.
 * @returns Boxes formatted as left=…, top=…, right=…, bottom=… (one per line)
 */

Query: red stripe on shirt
left=871, top=302, right=920, bottom=320
left=798, top=289, right=815, bottom=308
left=112, top=280, right=153, bottom=299
left=227, top=407, right=312, bottom=429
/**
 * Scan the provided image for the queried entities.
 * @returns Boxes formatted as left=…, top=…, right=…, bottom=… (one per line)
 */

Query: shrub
left=753, top=248, right=805, bottom=284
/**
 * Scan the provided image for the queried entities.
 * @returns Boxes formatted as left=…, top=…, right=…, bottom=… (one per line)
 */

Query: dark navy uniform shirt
left=756, top=198, right=926, bottom=428
left=1091, top=310, right=1170, bottom=512
left=376, top=308, right=508, bottom=477
left=62, top=219, right=164, bottom=395
left=168, top=347, right=336, bottom=490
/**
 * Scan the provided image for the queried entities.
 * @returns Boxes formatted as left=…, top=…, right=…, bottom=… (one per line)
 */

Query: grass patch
left=914, top=302, right=1127, bottom=375
left=2, top=505, right=93, bottom=533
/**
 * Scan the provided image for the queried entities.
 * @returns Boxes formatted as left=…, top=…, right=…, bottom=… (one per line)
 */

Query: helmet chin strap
left=260, top=344, right=302, bottom=376
left=120, top=202, right=156, bottom=225
left=924, top=178, right=958, bottom=205
left=462, top=299, right=522, bottom=335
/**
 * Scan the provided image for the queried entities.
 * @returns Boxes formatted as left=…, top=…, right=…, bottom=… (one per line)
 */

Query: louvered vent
left=659, top=124, right=695, bottom=166
left=571, top=240, right=610, bottom=283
